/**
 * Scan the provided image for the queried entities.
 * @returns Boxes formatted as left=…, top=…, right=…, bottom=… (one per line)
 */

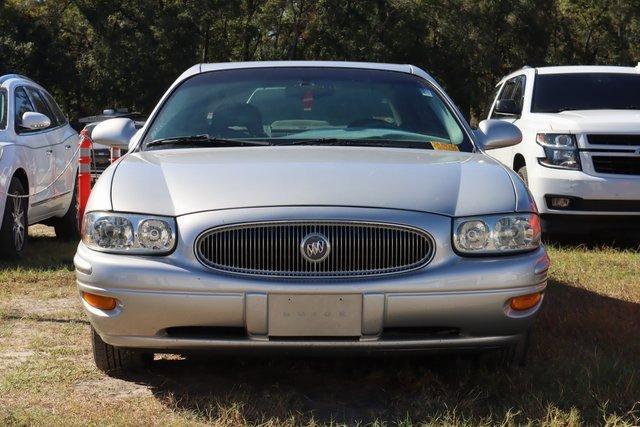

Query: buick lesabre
left=75, top=61, right=549, bottom=374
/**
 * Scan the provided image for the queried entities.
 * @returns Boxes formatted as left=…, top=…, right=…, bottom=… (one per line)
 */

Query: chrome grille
left=195, top=222, right=435, bottom=277
left=587, top=134, right=640, bottom=146
left=592, top=156, right=640, bottom=175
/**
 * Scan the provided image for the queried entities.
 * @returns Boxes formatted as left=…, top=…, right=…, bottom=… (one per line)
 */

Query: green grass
left=0, top=226, right=638, bottom=426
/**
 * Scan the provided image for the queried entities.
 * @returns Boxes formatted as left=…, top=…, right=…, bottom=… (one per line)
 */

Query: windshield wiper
left=146, top=134, right=271, bottom=149
left=289, top=138, right=403, bottom=147
left=290, top=138, right=357, bottom=146
left=289, top=138, right=435, bottom=149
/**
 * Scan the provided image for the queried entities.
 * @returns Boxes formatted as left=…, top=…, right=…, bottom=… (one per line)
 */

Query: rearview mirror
left=91, top=118, right=137, bottom=148
left=476, top=119, right=522, bottom=150
left=494, top=99, right=520, bottom=116
left=21, top=112, right=51, bottom=130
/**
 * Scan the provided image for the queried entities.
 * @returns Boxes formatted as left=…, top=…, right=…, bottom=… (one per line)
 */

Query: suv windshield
left=531, top=72, right=640, bottom=113
left=142, top=67, right=473, bottom=152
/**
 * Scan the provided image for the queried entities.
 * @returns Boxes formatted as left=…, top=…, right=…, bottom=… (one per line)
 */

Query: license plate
left=268, top=294, right=362, bottom=337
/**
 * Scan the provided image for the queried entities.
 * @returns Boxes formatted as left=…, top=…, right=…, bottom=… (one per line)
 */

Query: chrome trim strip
left=30, top=190, right=71, bottom=207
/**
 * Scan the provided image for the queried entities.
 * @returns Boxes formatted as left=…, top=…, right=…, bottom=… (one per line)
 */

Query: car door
left=487, top=75, right=526, bottom=164
left=35, top=88, right=77, bottom=213
left=14, top=86, right=56, bottom=222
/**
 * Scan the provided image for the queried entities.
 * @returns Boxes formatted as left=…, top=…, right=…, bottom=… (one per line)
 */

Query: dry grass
left=0, top=226, right=638, bottom=426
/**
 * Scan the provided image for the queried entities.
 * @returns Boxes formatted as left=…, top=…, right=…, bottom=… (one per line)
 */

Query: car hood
left=530, top=110, right=640, bottom=133
left=110, top=146, right=517, bottom=217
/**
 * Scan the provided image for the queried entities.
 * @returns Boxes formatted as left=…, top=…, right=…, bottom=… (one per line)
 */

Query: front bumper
left=528, top=162, right=640, bottom=216
left=75, top=207, right=548, bottom=352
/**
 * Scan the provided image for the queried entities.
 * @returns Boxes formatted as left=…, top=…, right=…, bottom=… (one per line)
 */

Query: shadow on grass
left=544, top=233, right=640, bottom=251
left=0, top=230, right=78, bottom=271
left=118, top=281, right=639, bottom=425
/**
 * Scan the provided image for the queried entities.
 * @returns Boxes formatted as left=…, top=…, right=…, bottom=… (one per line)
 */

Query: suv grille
left=592, top=156, right=640, bottom=175
left=195, top=222, right=435, bottom=277
left=587, top=134, right=640, bottom=146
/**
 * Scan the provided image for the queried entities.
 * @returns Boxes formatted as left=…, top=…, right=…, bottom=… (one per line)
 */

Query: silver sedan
left=75, top=61, right=549, bottom=375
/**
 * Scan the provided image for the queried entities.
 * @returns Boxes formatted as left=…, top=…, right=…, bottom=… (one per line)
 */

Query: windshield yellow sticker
left=430, top=142, right=459, bottom=152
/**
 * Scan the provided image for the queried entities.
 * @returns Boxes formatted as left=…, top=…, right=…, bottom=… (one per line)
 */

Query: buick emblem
left=300, top=233, right=331, bottom=262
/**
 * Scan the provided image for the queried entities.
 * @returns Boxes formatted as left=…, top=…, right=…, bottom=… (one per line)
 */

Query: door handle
left=46, top=149, right=53, bottom=155
left=65, top=145, right=71, bottom=149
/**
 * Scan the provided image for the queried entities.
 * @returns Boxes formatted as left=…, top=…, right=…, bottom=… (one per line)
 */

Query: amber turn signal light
left=82, top=292, right=118, bottom=310
left=510, top=292, right=542, bottom=311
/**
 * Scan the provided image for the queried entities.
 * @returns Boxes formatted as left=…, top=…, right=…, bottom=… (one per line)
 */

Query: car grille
left=195, top=221, right=435, bottom=277
left=587, top=134, right=640, bottom=146
left=592, top=156, right=640, bottom=175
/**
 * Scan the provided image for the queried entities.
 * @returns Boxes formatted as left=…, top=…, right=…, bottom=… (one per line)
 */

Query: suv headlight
left=82, top=211, right=176, bottom=254
left=536, top=133, right=581, bottom=170
left=454, top=213, right=541, bottom=255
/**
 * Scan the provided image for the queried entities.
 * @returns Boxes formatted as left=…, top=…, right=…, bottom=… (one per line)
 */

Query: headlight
left=454, top=213, right=541, bottom=255
left=82, top=211, right=176, bottom=254
left=536, top=133, right=581, bottom=170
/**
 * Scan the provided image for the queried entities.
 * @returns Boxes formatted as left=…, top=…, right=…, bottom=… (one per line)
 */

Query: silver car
left=75, top=62, right=549, bottom=375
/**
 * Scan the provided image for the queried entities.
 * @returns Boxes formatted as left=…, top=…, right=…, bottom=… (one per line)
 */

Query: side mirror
left=476, top=119, right=522, bottom=150
left=91, top=118, right=137, bottom=148
left=494, top=99, right=520, bottom=116
left=21, top=112, right=51, bottom=130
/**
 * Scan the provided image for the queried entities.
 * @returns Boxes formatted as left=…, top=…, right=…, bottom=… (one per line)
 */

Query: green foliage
left=1, top=0, right=639, bottom=124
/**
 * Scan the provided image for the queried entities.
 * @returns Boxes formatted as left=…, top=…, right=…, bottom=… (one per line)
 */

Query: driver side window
left=14, top=87, right=35, bottom=132
left=491, top=76, right=525, bottom=118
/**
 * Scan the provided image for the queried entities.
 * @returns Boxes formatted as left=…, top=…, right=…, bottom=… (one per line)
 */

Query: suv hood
left=531, top=110, right=640, bottom=133
left=110, top=146, right=517, bottom=217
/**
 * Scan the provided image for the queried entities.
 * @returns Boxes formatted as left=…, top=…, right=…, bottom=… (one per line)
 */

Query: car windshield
left=142, top=67, right=473, bottom=152
left=531, top=72, right=640, bottom=113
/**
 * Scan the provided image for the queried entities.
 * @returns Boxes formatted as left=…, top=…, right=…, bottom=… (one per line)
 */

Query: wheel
left=91, top=327, right=152, bottom=375
left=0, top=177, right=28, bottom=259
left=53, top=179, right=80, bottom=241
left=517, top=165, right=528, bottom=187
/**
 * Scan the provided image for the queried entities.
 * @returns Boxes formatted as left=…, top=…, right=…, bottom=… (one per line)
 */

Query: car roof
left=0, top=74, right=48, bottom=93
left=198, top=61, right=414, bottom=73
left=496, top=64, right=640, bottom=86
left=0, top=74, right=35, bottom=85
left=177, top=61, right=435, bottom=85
left=535, top=65, right=640, bottom=75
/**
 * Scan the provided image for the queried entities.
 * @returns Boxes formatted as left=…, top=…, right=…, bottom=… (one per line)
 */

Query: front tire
left=54, top=180, right=80, bottom=241
left=91, top=327, right=152, bottom=375
left=0, top=177, right=28, bottom=259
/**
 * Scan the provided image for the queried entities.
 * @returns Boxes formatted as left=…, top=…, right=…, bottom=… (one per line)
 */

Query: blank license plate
left=268, top=294, right=362, bottom=337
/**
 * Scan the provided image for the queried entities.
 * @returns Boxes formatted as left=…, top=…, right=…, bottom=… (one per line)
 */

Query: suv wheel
left=91, top=327, right=153, bottom=375
left=0, top=177, right=28, bottom=259
left=54, top=180, right=80, bottom=241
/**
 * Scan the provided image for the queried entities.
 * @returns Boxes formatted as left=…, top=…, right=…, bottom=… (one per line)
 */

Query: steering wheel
left=347, top=118, right=397, bottom=129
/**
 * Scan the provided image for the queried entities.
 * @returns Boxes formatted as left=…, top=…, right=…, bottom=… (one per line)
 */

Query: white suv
left=0, top=74, right=79, bottom=258
left=486, top=65, right=640, bottom=235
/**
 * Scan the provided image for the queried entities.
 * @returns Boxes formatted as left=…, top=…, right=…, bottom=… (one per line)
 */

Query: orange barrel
left=78, top=128, right=93, bottom=229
